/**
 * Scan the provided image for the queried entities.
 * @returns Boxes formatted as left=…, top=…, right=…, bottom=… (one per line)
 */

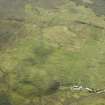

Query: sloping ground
left=0, top=0, right=105, bottom=105
left=0, top=0, right=105, bottom=18
left=0, top=0, right=67, bottom=18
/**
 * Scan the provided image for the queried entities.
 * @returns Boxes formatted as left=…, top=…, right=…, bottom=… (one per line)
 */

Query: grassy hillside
left=0, top=0, right=105, bottom=105
left=0, top=0, right=105, bottom=18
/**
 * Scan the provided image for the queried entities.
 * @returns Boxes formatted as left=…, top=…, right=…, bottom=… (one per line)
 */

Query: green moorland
left=0, top=0, right=105, bottom=105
